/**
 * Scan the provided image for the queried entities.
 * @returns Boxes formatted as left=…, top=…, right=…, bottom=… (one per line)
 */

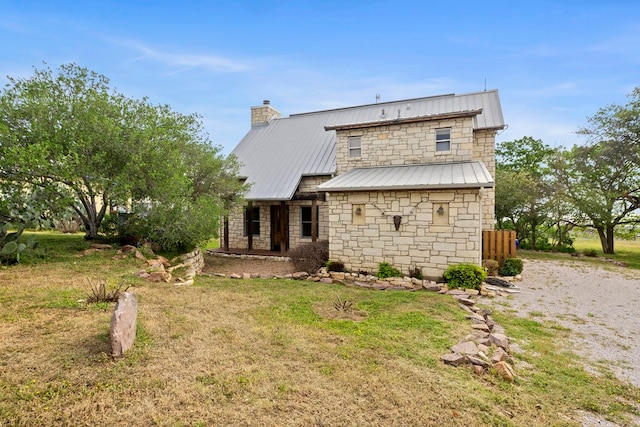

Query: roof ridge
left=289, top=90, right=498, bottom=118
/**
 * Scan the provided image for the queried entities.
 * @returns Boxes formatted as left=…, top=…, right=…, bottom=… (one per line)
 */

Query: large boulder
left=110, top=292, right=138, bottom=357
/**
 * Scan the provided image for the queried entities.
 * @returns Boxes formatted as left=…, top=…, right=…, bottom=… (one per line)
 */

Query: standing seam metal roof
left=316, top=161, right=494, bottom=192
left=232, top=90, right=504, bottom=200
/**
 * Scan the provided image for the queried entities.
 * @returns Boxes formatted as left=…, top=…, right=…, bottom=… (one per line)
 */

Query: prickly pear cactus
left=0, top=222, right=37, bottom=264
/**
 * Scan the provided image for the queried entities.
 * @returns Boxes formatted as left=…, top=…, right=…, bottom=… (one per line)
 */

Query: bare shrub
left=288, top=241, right=329, bottom=274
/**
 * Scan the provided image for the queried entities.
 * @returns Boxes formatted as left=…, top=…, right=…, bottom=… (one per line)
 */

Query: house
left=223, top=90, right=505, bottom=279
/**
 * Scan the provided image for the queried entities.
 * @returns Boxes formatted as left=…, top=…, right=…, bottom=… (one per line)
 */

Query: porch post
left=311, top=198, right=317, bottom=242
left=223, top=215, right=229, bottom=252
left=280, top=201, right=287, bottom=254
left=247, top=201, right=253, bottom=252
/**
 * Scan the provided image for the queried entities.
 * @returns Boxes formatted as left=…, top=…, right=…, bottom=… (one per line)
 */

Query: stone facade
left=326, top=189, right=482, bottom=280
left=335, top=117, right=476, bottom=174
left=225, top=95, right=501, bottom=278
left=225, top=177, right=329, bottom=251
left=251, top=100, right=281, bottom=126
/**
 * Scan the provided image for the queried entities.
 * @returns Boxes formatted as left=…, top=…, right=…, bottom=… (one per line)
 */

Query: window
left=244, top=206, right=260, bottom=236
left=301, top=206, right=319, bottom=238
left=435, top=128, right=451, bottom=152
left=348, top=136, right=361, bottom=158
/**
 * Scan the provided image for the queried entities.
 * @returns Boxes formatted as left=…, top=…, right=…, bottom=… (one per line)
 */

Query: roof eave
left=324, top=109, right=484, bottom=131
left=318, top=182, right=494, bottom=192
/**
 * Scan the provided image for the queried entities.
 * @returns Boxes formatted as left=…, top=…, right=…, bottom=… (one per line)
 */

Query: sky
left=1, top=0, right=639, bottom=154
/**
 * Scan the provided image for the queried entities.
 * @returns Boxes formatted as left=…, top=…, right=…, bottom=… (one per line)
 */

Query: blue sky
left=1, top=1, right=639, bottom=154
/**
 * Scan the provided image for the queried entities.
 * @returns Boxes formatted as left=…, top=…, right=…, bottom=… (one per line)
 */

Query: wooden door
left=270, top=204, right=289, bottom=252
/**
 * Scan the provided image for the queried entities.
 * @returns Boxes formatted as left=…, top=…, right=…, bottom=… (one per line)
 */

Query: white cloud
left=108, top=37, right=249, bottom=73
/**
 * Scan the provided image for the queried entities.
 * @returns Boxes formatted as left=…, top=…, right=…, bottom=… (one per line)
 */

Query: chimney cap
left=263, top=99, right=270, bottom=105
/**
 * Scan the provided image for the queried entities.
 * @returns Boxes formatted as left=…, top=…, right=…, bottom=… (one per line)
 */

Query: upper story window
left=348, top=136, right=361, bottom=158
left=435, top=128, right=451, bottom=152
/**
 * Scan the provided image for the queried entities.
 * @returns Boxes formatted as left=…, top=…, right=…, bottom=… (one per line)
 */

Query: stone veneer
left=334, top=117, right=497, bottom=229
left=224, top=176, right=329, bottom=251
left=327, top=189, right=483, bottom=280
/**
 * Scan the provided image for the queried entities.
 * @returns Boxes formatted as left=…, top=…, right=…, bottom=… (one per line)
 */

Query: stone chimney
left=251, top=100, right=281, bottom=127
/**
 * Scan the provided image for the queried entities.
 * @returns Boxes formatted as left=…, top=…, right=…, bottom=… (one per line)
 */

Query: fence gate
left=483, top=230, right=517, bottom=266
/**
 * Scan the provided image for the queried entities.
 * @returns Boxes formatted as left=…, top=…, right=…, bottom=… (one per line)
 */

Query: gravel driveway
left=488, top=258, right=640, bottom=388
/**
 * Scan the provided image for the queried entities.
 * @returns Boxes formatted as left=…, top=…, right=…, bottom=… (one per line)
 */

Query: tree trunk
left=530, top=220, right=537, bottom=250
left=605, top=225, right=615, bottom=254
left=84, top=219, right=99, bottom=240
left=596, top=226, right=615, bottom=254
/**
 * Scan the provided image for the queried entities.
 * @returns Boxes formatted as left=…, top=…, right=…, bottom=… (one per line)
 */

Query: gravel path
left=488, top=258, right=640, bottom=388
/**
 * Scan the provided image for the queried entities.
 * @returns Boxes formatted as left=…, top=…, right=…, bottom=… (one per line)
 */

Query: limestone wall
left=223, top=200, right=329, bottom=250
left=335, top=117, right=475, bottom=174
left=473, top=129, right=497, bottom=229
left=326, top=189, right=483, bottom=279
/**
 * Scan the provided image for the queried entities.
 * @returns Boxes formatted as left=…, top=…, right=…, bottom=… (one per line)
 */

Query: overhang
left=317, top=161, right=494, bottom=192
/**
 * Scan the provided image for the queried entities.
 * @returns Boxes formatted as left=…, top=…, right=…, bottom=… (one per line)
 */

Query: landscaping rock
left=472, top=365, right=485, bottom=375
left=491, top=347, right=510, bottom=364
left=468, top=355, right=490, bottom=368
left=110, top=292, right=137, bottom=358
left=494, top=361, right=515, bottom=382
left=441, top=353, right=468, bottom=366
left=451, top=341, right=479, bottom=356
left=490, top=333, right=509, bottom=349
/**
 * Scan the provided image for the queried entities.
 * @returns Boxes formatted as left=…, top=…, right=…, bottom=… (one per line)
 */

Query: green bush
left=499, top=258, right=524, bottom=276
left=376, top=262, right=402, bottom=279
left=444, top=263, right=487, bottom=290
left=582, top=248, right=598, bottom=257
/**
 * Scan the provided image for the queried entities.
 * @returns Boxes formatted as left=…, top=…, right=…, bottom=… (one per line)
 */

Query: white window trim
left=435, top=128, right=451, bottom=152
left=348, top=136, right=362, bottom=158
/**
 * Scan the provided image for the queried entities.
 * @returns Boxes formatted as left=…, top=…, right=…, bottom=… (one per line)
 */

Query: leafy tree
left=495, top=137, right=556, bottom=249
left=554, top=141, right=639, bottom=254
left=555, top=88, right=640, bottom=254
left=0, top=63, right=245, bottom=247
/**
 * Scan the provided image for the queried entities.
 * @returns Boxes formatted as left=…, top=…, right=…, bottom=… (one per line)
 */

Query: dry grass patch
left=1, top=232, right=639, bottom=426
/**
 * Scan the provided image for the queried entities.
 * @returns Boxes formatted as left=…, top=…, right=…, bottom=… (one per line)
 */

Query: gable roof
left=232, top=90, right=504, bottom=200
left=317, top=161, right=494, bottom=192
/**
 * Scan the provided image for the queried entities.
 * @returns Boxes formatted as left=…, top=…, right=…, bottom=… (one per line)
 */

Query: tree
left=561, top=88, right=640, bottom=254
left=495, top=136, right=556, bottom=249
left=554, top=141, right=639, bottom=254
left=0, top=63, right=245, bottom=245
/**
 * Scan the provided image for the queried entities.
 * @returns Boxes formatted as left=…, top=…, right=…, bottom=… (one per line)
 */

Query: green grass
left=518, top=236, right=640, bottom=270
left=1, top=231, right=639, bottom=426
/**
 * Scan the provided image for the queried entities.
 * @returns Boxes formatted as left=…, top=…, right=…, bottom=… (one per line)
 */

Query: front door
left=270, top=204, right=289, bottom=252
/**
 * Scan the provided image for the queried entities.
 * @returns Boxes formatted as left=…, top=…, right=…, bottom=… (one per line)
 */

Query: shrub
left=582, top=248, right=598, bottom=257
left=444, top=263, right=487, bottom=290
left=288, top=241, right=329, bottom=273
left=376, top=262, right=402, bottom=279
left=499, top=258, right=524, bottom=276
left=326, top=260, right=345, bottom=272
left=482, top=259, right=500, bottom=276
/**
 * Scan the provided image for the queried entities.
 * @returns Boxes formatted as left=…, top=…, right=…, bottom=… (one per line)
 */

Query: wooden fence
left=482, top=230, right=517, bottom=266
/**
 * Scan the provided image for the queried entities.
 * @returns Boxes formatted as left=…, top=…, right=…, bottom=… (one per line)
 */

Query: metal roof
left=232, top=90, right=504, bottom=200
left=317, top=161, right=494, bottom=192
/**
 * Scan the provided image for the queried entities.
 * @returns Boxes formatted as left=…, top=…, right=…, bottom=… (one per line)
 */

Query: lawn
left=0, top=232, right=639, bottom=426
left=519, top=236, right=640, bottom=270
